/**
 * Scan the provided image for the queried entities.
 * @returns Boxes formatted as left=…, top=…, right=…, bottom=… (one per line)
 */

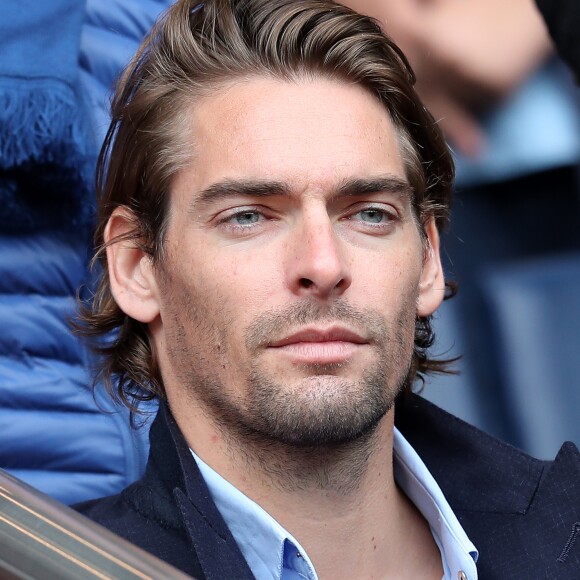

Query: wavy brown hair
left=76, top=0, right=456, bottom=414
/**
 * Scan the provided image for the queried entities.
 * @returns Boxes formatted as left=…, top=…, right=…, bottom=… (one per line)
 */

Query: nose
left=286, top=212, right=352, bottom=299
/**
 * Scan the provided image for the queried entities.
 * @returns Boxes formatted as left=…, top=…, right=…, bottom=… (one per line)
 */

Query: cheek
left=158, top=258, right=226, bottom=340
left=169, top=235, right=279, bottom=318
left=222, top=248, right=284, bottom=306
left=356, top=245, right=423, bottom=299
left=174, top=264, right=263, bottom=357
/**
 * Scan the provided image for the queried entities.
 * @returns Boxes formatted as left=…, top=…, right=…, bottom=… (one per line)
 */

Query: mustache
left=245, top=300, right=389, bottom=350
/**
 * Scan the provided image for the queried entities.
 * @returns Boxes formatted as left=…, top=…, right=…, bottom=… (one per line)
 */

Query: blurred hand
left=340, top=0, right=553, bottom=157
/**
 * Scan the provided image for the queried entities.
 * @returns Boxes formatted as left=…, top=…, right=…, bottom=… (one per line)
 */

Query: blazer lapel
left=159, top=406, right=255, bottom=580
left=396, top=394, right=580, bottom=579
left=175, top=488, right=255, bottom=580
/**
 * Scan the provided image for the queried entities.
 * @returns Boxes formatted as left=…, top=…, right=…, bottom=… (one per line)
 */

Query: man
left=76, top=0, right=580, bottom=578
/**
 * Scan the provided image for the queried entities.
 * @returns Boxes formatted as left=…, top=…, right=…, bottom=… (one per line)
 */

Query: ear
left=417, top=218, right=445, bottom=317
left=105, top=207, right=161, bottom=323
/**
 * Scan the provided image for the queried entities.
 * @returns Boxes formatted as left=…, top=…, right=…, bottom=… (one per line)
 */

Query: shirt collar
left=192, top=426, right=478, bottom=580
left=393, top=427, right=479, bottom=579
left=192, top=451, right=316, bottom=579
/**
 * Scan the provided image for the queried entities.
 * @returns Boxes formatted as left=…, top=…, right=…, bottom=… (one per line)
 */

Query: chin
left=244, top=372, right=397, bottom=447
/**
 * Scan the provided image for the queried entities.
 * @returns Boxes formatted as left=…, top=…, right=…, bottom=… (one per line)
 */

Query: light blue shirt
left=192, top=428, right=478, bottom=580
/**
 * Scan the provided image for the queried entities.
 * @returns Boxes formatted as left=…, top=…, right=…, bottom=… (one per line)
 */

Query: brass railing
left=0, top=468, right=194, bottom=579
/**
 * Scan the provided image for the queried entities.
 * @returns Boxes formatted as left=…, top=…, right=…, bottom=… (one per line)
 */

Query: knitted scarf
left=0, top=0, right=94, bottom=231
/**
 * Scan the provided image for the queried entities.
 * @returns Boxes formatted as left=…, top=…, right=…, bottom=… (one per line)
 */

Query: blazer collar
left=135, top=404, right=255, bottom=580
left=137, top=396, right=580, bottom=577
left=395, top=393, right=546, bottom=514
left=396, top=393, right=580, bottom=575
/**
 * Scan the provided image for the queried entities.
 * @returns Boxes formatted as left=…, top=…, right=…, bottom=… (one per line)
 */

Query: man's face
left=139, top=77, right=443, bottom=446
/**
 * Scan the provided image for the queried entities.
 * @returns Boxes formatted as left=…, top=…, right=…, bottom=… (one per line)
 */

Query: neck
left=169, top=394, right=442, bottom=579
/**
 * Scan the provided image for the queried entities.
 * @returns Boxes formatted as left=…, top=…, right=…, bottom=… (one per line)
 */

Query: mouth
left=268, top=326, right=368, bottom=365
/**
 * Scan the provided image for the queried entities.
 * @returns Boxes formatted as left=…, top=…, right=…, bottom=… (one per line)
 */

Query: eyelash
left=216, top=207, right=270, bottom=234
left=347, top=206, right=398, bottom=228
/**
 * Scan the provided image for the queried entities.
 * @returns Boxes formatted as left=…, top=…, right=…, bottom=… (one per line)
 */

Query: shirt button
left=458, top=572, right=467, bottom=580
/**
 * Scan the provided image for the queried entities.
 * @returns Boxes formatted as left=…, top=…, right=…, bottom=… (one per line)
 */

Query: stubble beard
left=244, top=348, right=393, bottom=447
left=168, top=298, right=416, bottom=493
left=228, top=301, right=413, bottom=443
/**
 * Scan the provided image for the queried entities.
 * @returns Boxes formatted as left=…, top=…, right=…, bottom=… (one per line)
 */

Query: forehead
left=174, top=76, right=406, bottom=200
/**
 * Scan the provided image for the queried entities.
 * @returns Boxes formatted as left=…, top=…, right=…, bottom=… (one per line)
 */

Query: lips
left=269, top=327, right=368, bottom=348
left=268, top=327, right=367, bottom=365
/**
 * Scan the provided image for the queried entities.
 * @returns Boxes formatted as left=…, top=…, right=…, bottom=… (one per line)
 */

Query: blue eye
left=232, top=211, right=260, bottom=225
left=358, top=209, right=387, bottom=223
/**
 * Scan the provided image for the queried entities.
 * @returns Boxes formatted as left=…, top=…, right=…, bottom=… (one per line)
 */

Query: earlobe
left=106, top=207, right=161, bottom=324
left=417, top=219, right=445, bottom=317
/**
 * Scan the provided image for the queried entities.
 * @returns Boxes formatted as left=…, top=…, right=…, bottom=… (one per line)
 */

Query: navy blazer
left=76, top=394, right=580, bottom=579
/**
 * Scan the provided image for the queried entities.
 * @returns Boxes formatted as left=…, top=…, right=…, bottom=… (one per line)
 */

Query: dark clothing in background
left=76, top=395, right=580, bottom=580
left=536, top=0, right=580, bottom=78
left=438, top=0, right=580, bottom=452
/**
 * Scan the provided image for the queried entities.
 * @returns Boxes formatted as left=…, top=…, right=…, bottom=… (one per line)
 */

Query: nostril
left=299, top=278, right=314, bottom=289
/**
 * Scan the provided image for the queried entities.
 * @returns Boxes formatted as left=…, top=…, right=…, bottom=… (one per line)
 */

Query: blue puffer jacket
left=0, top=230, right=152, bottom=504
left=0, top=0, right=171, bottom=505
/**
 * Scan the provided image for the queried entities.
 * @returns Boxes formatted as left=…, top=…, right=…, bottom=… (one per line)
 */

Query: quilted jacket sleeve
left=0, top=0, right=172, bottom=505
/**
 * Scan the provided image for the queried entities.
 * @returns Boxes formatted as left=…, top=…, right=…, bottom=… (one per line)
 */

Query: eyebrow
left=336, top=176, right=412, bottom=200
left=190, top=174, right=412, bottom=210
left=191, top=180, right=291, bottom=210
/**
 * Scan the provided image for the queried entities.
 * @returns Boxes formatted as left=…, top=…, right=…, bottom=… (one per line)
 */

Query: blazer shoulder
left=396, top=394, right=547, bottom=513
left=75, top=486, right=203, bottom=578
